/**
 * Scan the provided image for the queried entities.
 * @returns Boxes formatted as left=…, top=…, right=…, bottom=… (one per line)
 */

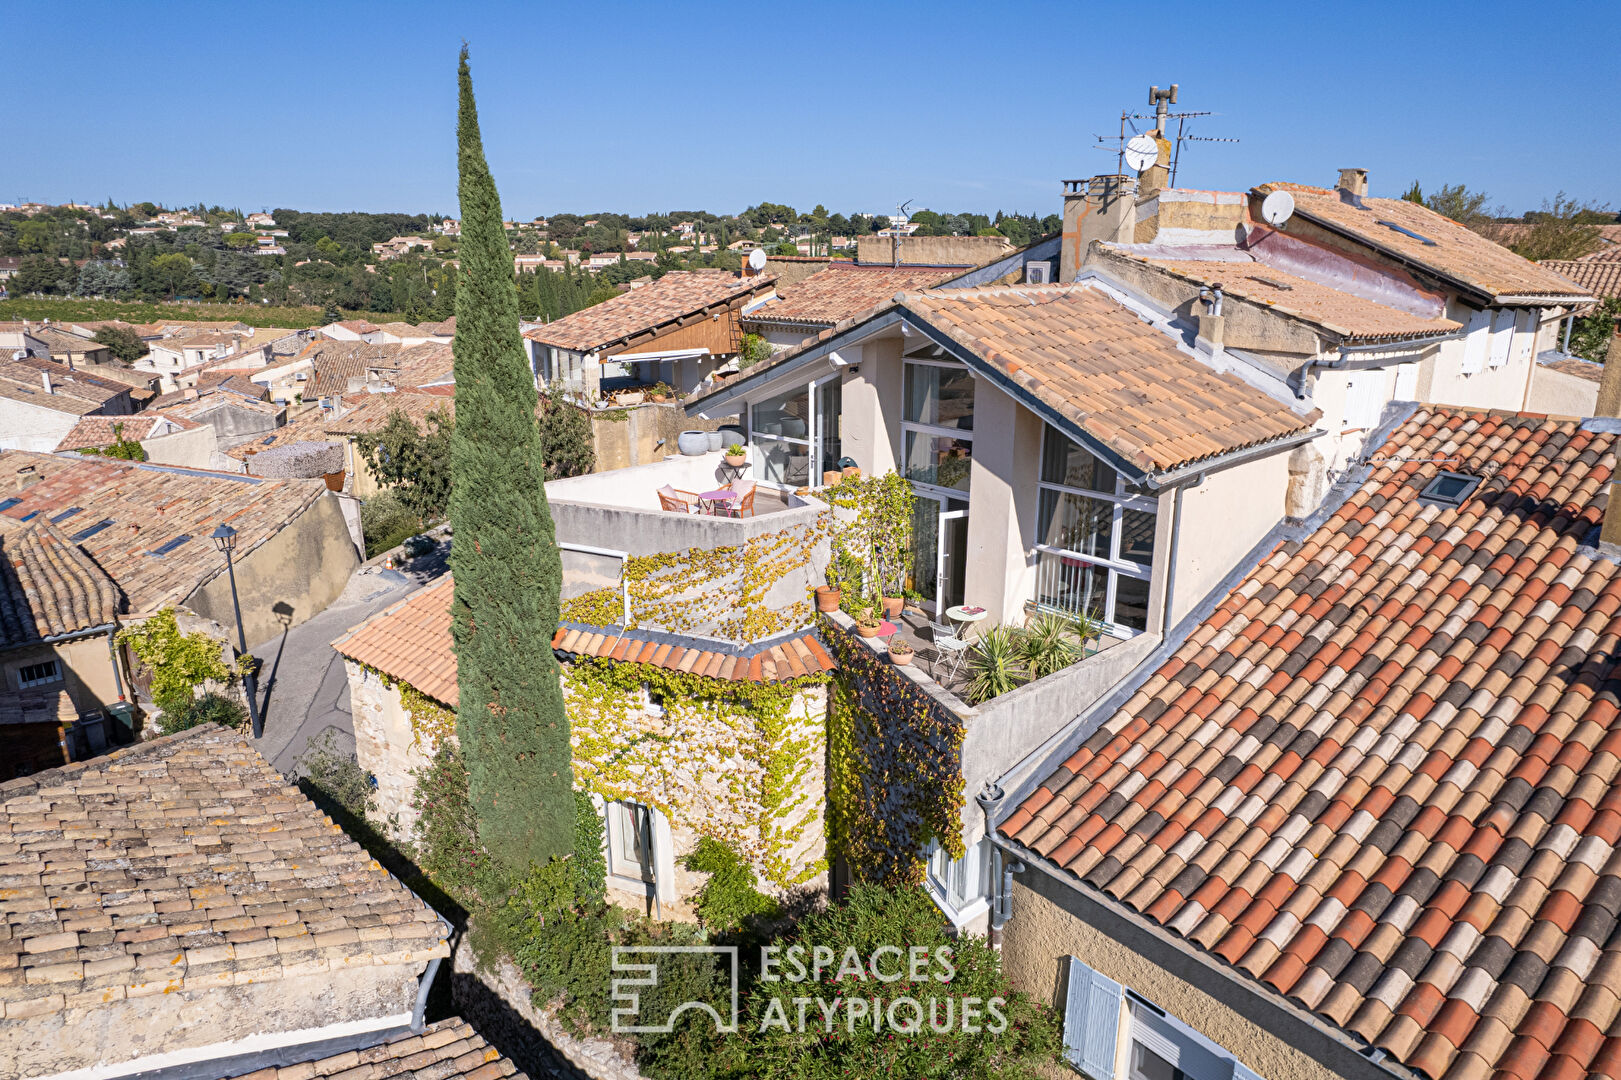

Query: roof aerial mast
left=1092, top=84, right=1239, bottom=187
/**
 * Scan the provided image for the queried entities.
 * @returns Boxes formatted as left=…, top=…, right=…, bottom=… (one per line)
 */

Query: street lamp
left=211, top=524, right=263, bottom=739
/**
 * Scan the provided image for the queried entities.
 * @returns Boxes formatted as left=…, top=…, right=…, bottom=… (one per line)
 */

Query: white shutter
left=1513, top=310, right=1536, bottom=363
left=1488, top=309, right=1516, bottom=368
left=1342, top=370, right=1385, bottom=431
left=1460, top=309, right=1491, bottom=374
left=1064, top=956, right=1123, bottom=1079
left=1394, top=361, right=1419, bottom=400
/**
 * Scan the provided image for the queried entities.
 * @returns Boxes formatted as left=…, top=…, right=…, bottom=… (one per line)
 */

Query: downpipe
left=977, top=783, right=1025, bottom=948
left=412, top=915, right=456, bottom=1032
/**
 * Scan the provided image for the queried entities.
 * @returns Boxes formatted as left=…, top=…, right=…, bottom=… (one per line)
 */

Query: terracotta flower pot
left=855, top=622, right=882, bottom=639
left=882, top=596, right=904, bottom=619
left=842, top=465, right=862, bottom=479
left=822, top=470, right=842, bottom=487
left=651, top=394, right=668, bottom=403
left=816, top=586, right=842, bottom=613
left=889, top=648, right=913, bottom=666
left=725, top=454, right=747, bottom=468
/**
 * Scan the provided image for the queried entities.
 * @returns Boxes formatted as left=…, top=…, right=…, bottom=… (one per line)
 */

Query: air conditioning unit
left=1025, top=261, right=1052, bottom=285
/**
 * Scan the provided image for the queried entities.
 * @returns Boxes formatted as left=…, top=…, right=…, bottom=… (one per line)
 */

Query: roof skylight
left=1375, top=220, right=1438, bottom=247
left=1418, top=471, right=1480, bottom=507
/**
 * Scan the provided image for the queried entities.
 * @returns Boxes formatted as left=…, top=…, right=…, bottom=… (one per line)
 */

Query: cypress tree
left=448, top=46, right=575, bottom=876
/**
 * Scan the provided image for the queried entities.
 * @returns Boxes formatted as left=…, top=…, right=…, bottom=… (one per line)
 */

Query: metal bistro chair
left=931, top=618, right=972, bottom=683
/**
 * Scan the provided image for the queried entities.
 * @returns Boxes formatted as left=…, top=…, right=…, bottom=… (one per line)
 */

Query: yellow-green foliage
left=823, top=616, right=965, bottom=887
left=560, top=512, right=827, bottom=643
left=117, top=608, right=233, bottom=715
left=564, top=658, right=827, bottom=887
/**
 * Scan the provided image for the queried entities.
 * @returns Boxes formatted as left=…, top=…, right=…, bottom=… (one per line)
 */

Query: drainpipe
left=411, top=914, right=455, bottom=1032
left=106, top=626, right=126, bottom=700
left=977, top=782, right=1025, bottom=947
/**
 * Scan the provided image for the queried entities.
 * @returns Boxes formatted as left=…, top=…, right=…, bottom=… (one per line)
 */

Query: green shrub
left=159, top=692, right=246, bottom=735
left=685, top=836, right=780, bottom=934
left=964, top=624, right=1024, bottom=703
left=295, top=730, right=376, bottom=823
left=411, top=742, right=488, bottom=903
left=360, top=489, right=422, bottom=558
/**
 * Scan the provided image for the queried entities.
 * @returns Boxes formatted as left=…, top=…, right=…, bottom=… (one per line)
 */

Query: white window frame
left=901, top=355, right=976, bottom=496
left=596, top=796, right=677, bottom=904
left=922, top=836, right=991, bottom=926
left=1062, top=957, right=1266, bottom=1080
left=1035, top=425, right=1156, bottom=637
left=16, top=659, right=63, bottom=689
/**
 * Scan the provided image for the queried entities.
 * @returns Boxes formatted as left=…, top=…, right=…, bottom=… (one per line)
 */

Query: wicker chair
left=657, top=484, right=700, bottom=513
left=726, top=481, right=758, bottom=518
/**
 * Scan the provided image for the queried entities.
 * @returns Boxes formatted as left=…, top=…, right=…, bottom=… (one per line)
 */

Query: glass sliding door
left=748, top=376, right=843, bottom=489
left=911, top=493, right=968, bottom=612
left=815, top=377, right=842, bottom=481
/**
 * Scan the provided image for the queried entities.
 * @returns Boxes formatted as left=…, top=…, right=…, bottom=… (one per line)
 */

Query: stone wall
left=346, top=658, right=434, bottom=837
left=450, top=934, right=643, bottom=1080
left=587, top=403, right=733, bottom=472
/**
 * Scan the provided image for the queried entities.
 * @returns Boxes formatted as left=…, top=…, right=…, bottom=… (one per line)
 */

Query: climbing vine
left=359, top=664, right=458, bottom=749
left=560, top=511, right=830, bottom=642
left=564, top=658, right=828, bottom=887
left=117, top=608, right=234, bottom=718
left=821, top=616, right=965, bottom=888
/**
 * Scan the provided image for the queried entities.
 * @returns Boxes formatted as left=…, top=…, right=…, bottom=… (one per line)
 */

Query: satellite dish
left=747, top=248, right=768, bottom=271
left=1261, top=190, right=1296, bottom=227
left=1124, top=134, right=1159, bottom=173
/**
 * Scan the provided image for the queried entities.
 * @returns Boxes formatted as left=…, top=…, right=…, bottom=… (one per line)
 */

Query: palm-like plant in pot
left=1016, top=611, right=1098, bottom=680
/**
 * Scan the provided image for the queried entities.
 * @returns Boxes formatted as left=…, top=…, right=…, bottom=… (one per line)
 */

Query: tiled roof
left=522, top=270, right=775, bottom=351
left=28, top=326, right=109, bottom=356
left=0, top=686, right=76, bottom=727
left=54, top=414, right=197, bottom=453
left=0, top=519, right=120, bottom=647
left=1257, top=185, right=1595, bottom=303
left=303, top=341, right=404, bottom=397
left=900, top=284, right=1317, bottom=473
left=193, top=369, right=270, bottom=399
left=0, top=359, right=123, bottom=416
left=387, top=341, right=455, bottom=388
left=331, top=575, right=834, bottom=707
left=223, top=1017, right=524, bottom=1080
left=0, top=450, right=329, bottom=615
left=1113, top=252, right=1462, bottom=343
left=744, top=263, right=958, bottom=326
left=322, top=392, right=455, bottom=437
left=1536, top=259, right=1621, bottom=308
left=1537, top=354, right=1604, bottom=385
left=1001, top=407, right=1621, bottom=1080
left=224, top=411, right=347, bottom=462
left=0, top=726, right=448, bottom=1019
left=150, top=386, right=281, bottom=417
left=10, top=356, right=145, bottom=400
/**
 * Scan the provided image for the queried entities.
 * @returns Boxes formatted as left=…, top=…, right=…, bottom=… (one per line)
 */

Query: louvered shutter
left=1460, top=309, right=1491, bottom=374
left=1064, top=956, right=1123, bottom=1079
left=1488, top=309, right=1516, bottom=368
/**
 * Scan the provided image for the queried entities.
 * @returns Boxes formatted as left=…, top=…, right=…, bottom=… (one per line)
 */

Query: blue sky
left=8, top=0, right=1617, bottom=221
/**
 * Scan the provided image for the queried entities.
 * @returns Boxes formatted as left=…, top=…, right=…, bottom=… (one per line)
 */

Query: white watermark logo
left=610, top=944, right=1007, bottom=1036
left=611, top=945, right=740, bottom=1033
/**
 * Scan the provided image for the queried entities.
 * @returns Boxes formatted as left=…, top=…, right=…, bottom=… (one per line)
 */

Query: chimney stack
left=1337, top=168, right=1369, bottom=205
left=1060, top=174, right=1137, bottom=282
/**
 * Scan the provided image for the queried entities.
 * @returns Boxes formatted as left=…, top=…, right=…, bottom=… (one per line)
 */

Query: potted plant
left=724, top=442, right=748, bottom=468
left=881, top=594, right=904, bottom=619
left=887, top=635, right=914, bottom=666
left=815, top=555, right=843, bottom=613
left=648, top=381, right=672, bottom=403
left=855, top=607, right=883, bottom=638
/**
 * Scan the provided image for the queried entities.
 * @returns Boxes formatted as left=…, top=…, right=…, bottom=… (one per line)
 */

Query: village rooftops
left=0, top=450, right=330, bottom=616
left=1535, top=258, right=1621, bottom=313
left=1254, top=183, right=1595, bottom=306
left=742, top=262, right=963, bottom=329
left=332, top=574, right=835, bottom=707
left=1000, top=406, right=1621, bottom=1080
left=0, top=518, right=121, bottom=647
left=53, top=412, right=200, bottom=453
left=0, top=359, right=125, bottom=416
left=522, top=269, right=776, bottom=353
left=0, top=725, right=449, bottom=1067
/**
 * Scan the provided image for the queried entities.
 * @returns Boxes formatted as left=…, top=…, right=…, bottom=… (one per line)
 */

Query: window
left=605, top=800, right=655, bottom=884
left=1419, top=470, right=1480, bottom=507
left=924, top=837, right=989, bottom=921
left=50, top=506, right=83, bottom=524
left=904, top=362, right=974, bottom=430
left=1025, top=261, right=1052, bottom=284
left=902, top=359, right=975, bottom=494
left=750, top=384, right=811, bottom=487
left=17, top=659, right=62, bottom=689
left=1062, top=956, right=1265, bottom=1080
left=1035, top=426, right=1156, bottom=634
left=150, top=534, right=192, bottom=556
left=0, top=498, right=20, bottom=512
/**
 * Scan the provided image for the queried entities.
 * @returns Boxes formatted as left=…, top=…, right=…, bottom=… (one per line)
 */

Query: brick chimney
left=1595, top=317, right=1621, bottom=418
left=1060, top=175, right=1137, bottom=282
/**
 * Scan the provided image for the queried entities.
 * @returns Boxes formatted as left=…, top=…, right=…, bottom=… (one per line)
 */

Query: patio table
left=945, top=605, right=989, bottom=639
left=698, top=489, right=737, bottom=516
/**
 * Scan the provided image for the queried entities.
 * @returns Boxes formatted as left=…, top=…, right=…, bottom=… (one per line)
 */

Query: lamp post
left=211, top=524, right=263, bottom=739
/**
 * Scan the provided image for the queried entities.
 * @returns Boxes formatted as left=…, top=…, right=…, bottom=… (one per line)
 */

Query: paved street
left=251, top=555, right=445, bottom=774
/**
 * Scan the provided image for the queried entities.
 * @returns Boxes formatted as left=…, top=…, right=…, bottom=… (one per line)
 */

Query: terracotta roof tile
left=0, top=727, right=448, bottom=1021
left=523, top=270, right=774, bottom=352
left=1257, top=185, right=1594, bottom=302
left=744, top=263, right=959, bottom=327
left=53, top=413, right=199, bottom=453
left=0, top=518, right=120, bottom=646
left=900, top=284, right=1316, bottom=473
left=222, top=1017, right=524, bottom=1079
left=1003, top=406, right=1621, bottom=1080
left=333, top=577, right=831, bottom=706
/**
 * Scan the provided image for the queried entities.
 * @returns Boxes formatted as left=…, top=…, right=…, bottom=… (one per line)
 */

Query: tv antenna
left=1092, top=84, right=1239, bottom=186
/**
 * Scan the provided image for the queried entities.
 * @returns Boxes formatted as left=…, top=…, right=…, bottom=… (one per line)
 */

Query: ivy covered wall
left=822, top=617, right=967, bottom=888
left=343, top=653, right=829, bottom=896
